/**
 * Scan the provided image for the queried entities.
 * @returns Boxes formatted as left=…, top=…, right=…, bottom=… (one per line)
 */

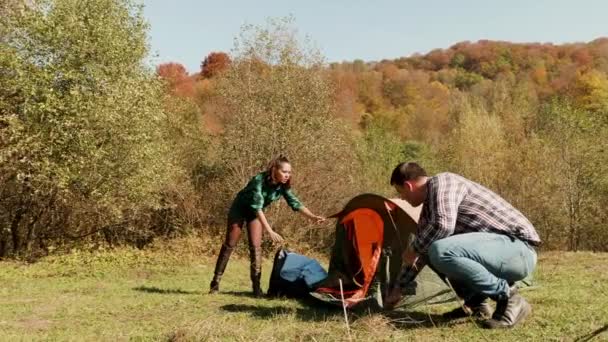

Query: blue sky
left=143, top=0, right=608, bottom=73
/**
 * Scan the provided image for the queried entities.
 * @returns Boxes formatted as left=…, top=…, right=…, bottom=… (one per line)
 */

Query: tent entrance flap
left=341, top=208, right=383, bottom=288
left=314, top=208, right=384, bottom=306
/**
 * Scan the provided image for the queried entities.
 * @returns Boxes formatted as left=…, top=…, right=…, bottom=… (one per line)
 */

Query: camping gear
left=267, top=248, right=328, bottom=298
left=266, top=192, right=534, bottom=311
left=309, top=193, right=451, bottom=309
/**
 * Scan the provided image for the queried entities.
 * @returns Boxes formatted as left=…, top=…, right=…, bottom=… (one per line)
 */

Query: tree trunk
left=0, top=233, right=8, bottom=257
left=26, top=220, right=37, bottom=252
left=25, top=207, right=45, bottom=252
left=10, top=207, right=26, bottom=255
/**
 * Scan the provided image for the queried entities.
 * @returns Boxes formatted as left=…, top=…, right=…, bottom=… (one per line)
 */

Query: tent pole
left=339, top=279, right=353, bottom=341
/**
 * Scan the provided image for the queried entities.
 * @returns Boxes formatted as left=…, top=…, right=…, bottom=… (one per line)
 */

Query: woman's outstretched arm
left=298, top=207, right=326, bottom=224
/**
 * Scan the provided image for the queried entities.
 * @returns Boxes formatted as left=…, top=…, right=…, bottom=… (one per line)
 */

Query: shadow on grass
left=220, top=299, right=467, bottom=329
left=133, top=285, right=199, bottom=295
left=220, top=302, right=343, bottom=322
left=219, top=290, right=474, bottom=328
left=381, top=309, right=470, bottom=329
left=221, top=290, right=260, bottom=298
left=221, top=291, right=340, bottom=303
left=219, top=302, right=470, bottom=329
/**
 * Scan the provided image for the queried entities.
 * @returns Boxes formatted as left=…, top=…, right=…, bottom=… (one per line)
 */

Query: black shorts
left=227, top=203, right=258, bottom=224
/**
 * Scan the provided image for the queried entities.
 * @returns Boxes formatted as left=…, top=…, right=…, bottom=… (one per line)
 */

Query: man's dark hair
left=390, top=162, right=427, bottom=185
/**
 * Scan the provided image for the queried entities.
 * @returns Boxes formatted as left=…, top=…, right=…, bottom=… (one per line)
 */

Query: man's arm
left=385, top=248, right=426, bottom=308
left=385, top=265, right=424, bottom=308
left=397, top=252, right=426, bottom=287
left=386, top=175, right=467, bottom=308
left=413, top=176, right=467, bottom=255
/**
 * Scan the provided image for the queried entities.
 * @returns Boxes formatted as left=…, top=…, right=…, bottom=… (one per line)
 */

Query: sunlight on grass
left=1, top=250, right=607, bottom=341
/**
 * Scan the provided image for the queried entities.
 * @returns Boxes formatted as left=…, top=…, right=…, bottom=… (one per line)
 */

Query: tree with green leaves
left=0, top=0, right=174, bottom=256
left=203, top=16, right=358, bottom=246
left=536, top=99, right=608, bottom=250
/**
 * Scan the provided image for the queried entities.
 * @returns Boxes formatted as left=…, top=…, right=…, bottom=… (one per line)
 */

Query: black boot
left=250, top=246, right=264, bottom=298
left=443, top=294, right=492, bottom=320
left=209, top=244, right=233, bottom=294
left=483, top=288, right=531, bottom=329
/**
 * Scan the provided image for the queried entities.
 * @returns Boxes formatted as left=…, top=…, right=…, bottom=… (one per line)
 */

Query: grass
left=1, top=242, right=607, bottom=341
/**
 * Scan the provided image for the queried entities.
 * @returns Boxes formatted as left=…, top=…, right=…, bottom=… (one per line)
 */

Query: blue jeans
left=427, top=232, right=537, bottom=301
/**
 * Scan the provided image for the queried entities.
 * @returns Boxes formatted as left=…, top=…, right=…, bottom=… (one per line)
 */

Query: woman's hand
left=313, top=215, right=326, bottom=224
left=267, top=230, right=284, bottom=244
left=256, top=210, right=284, bottom=244
left=299, top=207, right=327, bottom=224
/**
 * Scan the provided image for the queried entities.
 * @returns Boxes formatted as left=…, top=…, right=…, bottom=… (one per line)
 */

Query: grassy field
left=1, top=241, right=607, bottom=341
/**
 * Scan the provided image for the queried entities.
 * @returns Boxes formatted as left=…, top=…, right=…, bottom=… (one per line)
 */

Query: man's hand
left=402, top=249, right=418, bottom=267
left=384, top=286, right=402, bottom=309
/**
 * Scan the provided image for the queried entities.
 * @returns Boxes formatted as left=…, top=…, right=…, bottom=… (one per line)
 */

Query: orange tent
left=312, top=194, right=421, bottom=308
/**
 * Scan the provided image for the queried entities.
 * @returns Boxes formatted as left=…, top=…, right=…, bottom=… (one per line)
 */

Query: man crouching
left=386, top=162, right=540, bottom=329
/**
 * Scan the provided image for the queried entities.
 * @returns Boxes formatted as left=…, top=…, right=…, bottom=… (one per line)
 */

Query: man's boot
left=250, top=246, right=264, bottom=298
left=483, top=289, right=531, bottom=329
left=209, top=244, right=233, bottom=294
left=443, top=294, right=492, bottom=320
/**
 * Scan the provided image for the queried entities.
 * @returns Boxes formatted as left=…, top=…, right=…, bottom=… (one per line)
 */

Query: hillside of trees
left=1, top=1, right=606, bottom=259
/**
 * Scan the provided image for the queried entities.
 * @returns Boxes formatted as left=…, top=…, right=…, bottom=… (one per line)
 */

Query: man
left=386, top=162, right=540, bottom=329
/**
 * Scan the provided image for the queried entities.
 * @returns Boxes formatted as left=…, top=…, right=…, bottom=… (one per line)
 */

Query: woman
left=209, top=155, right=326, bottom=297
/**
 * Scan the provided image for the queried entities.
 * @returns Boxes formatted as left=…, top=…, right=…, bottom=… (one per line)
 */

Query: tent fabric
left=340, top=209, right=383, bottom=288
left=311, top=193, right=450, bottom=309
left=314, top=208, right=384, bottom=306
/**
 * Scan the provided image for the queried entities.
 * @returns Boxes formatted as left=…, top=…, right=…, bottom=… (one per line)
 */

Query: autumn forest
left=2, top=2, right=607, bottom=259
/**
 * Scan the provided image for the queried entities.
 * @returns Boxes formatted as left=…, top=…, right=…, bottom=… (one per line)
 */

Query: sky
left=143, top=0, right=608, bottom=73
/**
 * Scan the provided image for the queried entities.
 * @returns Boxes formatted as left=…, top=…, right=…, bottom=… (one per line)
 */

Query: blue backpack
left=267, top=248, right=328, bottom=298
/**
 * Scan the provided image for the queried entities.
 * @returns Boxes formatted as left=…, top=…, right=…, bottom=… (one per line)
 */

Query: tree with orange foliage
left=572, top=70, right=608, bottom=112
left=571, top=47, right=593, bottom=67
left=156, top=62, right=195, bottom=97
left=201, top=52, right=231, bottom=78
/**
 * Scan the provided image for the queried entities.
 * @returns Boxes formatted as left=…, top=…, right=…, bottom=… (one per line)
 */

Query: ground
left=1, top=243, right=607, bottom=341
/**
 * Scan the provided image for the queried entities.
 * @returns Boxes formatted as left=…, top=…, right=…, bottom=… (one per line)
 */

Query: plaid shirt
left=397, top=172, right=541, bottom=289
